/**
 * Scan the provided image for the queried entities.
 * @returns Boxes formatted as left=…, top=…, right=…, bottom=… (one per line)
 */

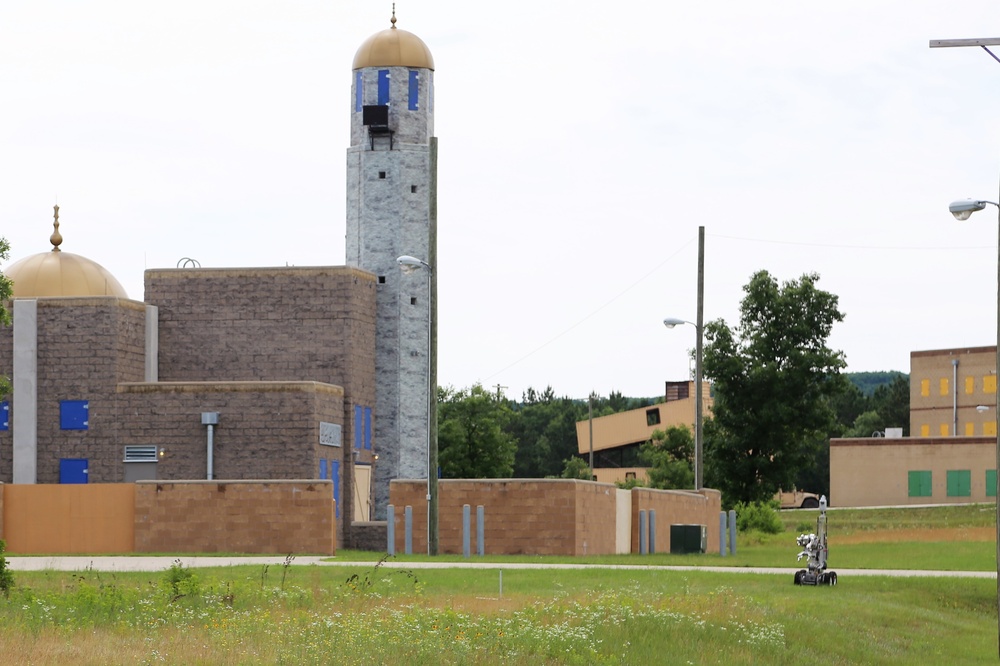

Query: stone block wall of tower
left=347, top=58, right=437, bottom=520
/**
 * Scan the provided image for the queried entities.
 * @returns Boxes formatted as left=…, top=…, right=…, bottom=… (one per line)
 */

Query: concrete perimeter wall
left=1, top=483, right=135, bottom=553
left=389, top=479, right=721, bottom=556
left=0, top=481, right=336, bottom=555
left=631, top=487, right=722, bottom=554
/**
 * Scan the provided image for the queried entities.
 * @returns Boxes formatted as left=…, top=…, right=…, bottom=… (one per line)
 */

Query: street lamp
left=931, top=38, right=1000, bottom=656
left=396, top=254, right=438, bottom=556
left=946, top=197, right=1000, bottom=653
left=663, top=317, right=703, bottom=490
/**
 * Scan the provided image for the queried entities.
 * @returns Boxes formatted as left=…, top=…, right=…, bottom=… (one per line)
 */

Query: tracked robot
left=793, top=495, right=837, bottom=586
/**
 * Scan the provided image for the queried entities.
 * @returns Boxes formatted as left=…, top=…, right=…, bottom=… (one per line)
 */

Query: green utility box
left=670, top=524, right=707, bottom=554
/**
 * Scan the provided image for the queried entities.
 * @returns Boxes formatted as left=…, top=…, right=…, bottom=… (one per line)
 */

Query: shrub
left=734, top=500, right=783, bottom=534
left=0, top=539, right=13, bottom=597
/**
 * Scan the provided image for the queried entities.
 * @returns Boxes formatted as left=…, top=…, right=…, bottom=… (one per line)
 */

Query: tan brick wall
left=391, top=480, right=599, bottom=555
left=910, top=347, right=997, bottom=438
left=631, top=488, right=721, bottom=553
left=134, top=480, right=336, bottom=555
left=2, top=483, right=135, bottom=554
left=388, top=479, right=719, bottom=556
left=831, top=436, right=995, bottom=507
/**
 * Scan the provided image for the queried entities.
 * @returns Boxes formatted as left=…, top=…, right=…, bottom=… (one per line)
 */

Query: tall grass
left=0, top=560, right=996, bottom=664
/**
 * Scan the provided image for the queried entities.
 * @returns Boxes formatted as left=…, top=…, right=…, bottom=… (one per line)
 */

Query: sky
left=2, top=1, right=1000, bottom=401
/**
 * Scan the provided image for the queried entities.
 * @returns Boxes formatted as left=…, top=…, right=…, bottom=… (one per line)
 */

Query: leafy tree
left=870, top=373, right=909, bottom=435
left=702, top=271, right=846, bottom=506
left=0, top=238, right=12, bottom=398
left=437, top=384, right=517, bottom=478
left=560, top=456, right=592, bottom=480
left=842, top=410, right=887, bottom=438
left=508, top=387, right=586, bottom=478
left=638, top=425, right=694, bottom=489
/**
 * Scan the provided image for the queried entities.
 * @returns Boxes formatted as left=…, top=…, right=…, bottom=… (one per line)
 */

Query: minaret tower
left=346, top=10, right=437, bottom=520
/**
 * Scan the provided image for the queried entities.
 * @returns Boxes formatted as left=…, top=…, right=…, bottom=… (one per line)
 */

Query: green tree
left=639, top=425, right=694, bottom=489
left=0, top=238, right=12, bottom=398
left=438, top=384, right=517, bottom=478
left=508, top=387, right=586, bottom=478
left=870, top=373, right=909, bottom=435
left=560, top=456, right=592, bottom=480
left=702, top=271, right=846, bottom=506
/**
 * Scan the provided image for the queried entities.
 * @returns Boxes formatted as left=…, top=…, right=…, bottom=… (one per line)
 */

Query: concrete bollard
left=649, top=509, right=657, bottom=554
left=387, top=504, right=396, bottom=556
left=639, top=510, right=647, bottom=555
left=729, top=509, right=737, bottom=555
left=476, top=505, right=485, bottom=556
left=404, top=505, right=413, bottom=555
left=462, top=504, right=471, bottom=558
left=719, top=511, right=727, bottom=556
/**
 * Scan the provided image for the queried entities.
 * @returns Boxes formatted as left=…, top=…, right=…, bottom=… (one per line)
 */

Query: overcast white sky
left=2, top=1, right=999, bottom=400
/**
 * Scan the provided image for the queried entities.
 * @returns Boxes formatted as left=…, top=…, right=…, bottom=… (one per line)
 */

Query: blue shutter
left=377, top=70, right=390, bottom=106
left=364, top=407, right=372, bottom=450
left=355, top=71, right=363, bottom=112
left=319, top=458, right=328, bottom=480
left=408, top=70, right=419, bottom=110
left=354, top=405, right=363, bottom=449
left=60, top=400, right=89, bottom=430
left=331, top=460, right=341, bottom=518
left=0, top=401, right=8, bottom=430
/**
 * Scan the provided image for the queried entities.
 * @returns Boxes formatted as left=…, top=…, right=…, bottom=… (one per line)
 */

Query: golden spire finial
left=50, top=204, right=63, bottom=252
left=391, top=3, right=397, bottom=29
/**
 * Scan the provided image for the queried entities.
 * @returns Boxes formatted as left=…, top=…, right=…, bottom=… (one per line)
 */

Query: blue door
left=60, top=458, right=89, bottom=484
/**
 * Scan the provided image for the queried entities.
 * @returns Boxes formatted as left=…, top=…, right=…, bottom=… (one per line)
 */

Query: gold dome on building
left=352, top=9, right=434, bottom=71
left=5, top=206, right=129, bottom=299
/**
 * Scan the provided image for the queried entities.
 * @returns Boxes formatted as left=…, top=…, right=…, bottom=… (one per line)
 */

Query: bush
left=0, top=539, right=14, bottom=597
left=734, top=500, right=783, bottom=534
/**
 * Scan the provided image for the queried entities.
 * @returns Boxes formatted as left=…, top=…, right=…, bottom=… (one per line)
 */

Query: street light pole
left=948, top=198, right=1000, bottom=657
left=931, top=38, right=1000, bottom=656
left=396, top=254, right=438, bottom=556
left=663, top=317, right=703, bottom=490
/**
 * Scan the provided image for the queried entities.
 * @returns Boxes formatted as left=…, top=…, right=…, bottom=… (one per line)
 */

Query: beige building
left=575, top=380, right=712, bottom=484
left=830, top=346, right=998, bottom=507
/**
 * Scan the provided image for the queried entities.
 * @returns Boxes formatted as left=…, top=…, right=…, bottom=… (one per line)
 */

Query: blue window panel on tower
left=355, top=71, right=363, bottom=111
left=60, top=400, right=89, bottom=430
left=364, top=407, right=372, bottom=449
left=331, top=460, right=341, bottom=518
left=377, top=70, right=390, bottom=105
left=0, top=401, right=8, bottom=430
left=354, top=405, right=363, bottom=449
left=408, top=70, right=419, bottom=110
left=319, top=458, right=328, bottom=480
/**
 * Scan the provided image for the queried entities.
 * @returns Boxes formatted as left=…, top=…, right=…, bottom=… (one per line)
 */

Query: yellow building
left=831, top=346, right=998, bottom=507
left=575, top=380, right=712, bottom=484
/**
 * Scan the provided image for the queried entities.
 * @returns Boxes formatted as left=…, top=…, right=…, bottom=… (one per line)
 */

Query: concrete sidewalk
left=3, top=556, right=995, bottom=578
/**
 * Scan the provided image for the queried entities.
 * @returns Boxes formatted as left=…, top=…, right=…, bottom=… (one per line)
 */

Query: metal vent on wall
left=124, top=445, right=158, bottom=463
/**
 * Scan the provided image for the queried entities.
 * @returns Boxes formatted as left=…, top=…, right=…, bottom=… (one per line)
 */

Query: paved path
left=3, top=556, right=995, bottom=578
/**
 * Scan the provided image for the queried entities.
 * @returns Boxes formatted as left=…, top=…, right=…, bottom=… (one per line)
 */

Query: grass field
left=0, top=504, right=996, bottom=664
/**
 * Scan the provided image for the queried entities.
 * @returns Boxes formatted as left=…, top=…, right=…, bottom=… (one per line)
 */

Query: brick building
left=830, top=346, right=999, bottom=507
left=0, top=228, right=376, bottom=544
left=0, top=14, right=437, bottom=545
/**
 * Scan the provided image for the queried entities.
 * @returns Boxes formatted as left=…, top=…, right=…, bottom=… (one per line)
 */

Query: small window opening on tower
left=411, top=185, right=417, bottom=193
left=410, top=297, right=417, bottom=305
left=378, top=276, right=386, bottom=284
left=379, top=171, right=386, bottom=179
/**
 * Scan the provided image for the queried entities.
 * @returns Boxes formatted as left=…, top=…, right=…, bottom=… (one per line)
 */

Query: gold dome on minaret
left=352, top=7, right=435, bottom=70
left=4, top=206, right=129, bottom=299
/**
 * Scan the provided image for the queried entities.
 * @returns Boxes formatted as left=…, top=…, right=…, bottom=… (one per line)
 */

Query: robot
left=793, top=495, right=838, bottom=586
